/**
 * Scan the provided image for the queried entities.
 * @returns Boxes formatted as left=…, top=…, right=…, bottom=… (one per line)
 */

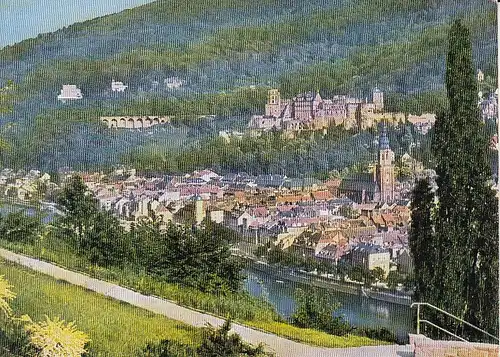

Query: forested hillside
left=0, top=0, right=496, bottom=171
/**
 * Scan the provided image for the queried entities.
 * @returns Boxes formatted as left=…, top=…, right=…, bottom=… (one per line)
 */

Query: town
left=0, top=124, right=434, bottom=290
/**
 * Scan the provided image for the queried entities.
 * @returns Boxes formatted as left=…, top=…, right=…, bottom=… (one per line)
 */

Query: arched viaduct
left=100, top=116, right=171, bottom=129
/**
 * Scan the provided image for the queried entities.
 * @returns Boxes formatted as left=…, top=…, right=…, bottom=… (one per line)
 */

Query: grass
left=0, top=259, right=202, bottom=357
left=246, top=321, right=389, bottom=348
left=0, top=237, right=388, bottom=348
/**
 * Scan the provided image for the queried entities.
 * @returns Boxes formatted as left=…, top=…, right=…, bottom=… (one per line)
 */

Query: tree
left=0, top=212, right=43, bottom=244
left=56, top=175, right=132, bottom=267
left=55, top=175, right=99, bottom=245
left=291, top=288, right=351, bottom=336
left=24, top=316, right=90, bottom=357
left=416, top=19, right=499, bottom=340
left=409, top=179, right=436, bottom=302
left=0, top=277, right=82, bottom=357
left=371, top=267, right=385, bottom=283
left=197, top=320, right=271, bottom=357
left=144, top=222, right=243, bottom=294
left=386, top=271, right=405, bottom=290
left=141, top=321, right=273, bottom=357
left=83, top=210, right=132, bottom=267
left=0, top=81, right=16, bottom=159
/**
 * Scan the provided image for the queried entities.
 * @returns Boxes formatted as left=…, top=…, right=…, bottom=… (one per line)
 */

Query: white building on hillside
left=57, top=85, right=83, bottom=102
left=111, top=80, right=128, bottom=92
left=165, top=77, right=184, bottom=89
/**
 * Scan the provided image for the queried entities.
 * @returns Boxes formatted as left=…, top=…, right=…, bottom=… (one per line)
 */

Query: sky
left=0, top=0, right=156, bottom=48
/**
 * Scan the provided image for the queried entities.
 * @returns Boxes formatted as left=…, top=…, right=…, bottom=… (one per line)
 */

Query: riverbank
left=241, top=257, right=412, bottom=307
left=0, top=249, right=412, bottom=357
left=0, top=239, right=394, bottom=349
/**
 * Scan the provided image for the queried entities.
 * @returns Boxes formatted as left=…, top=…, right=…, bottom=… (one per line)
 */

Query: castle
left=248, top=88, right=388, bottom=132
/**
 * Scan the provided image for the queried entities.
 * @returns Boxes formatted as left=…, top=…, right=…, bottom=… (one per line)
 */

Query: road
left=0, top=248, right=413, bottom=357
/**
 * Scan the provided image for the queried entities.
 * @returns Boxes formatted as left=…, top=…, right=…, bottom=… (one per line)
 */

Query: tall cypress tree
left=409, top=179, right=436, bottom=304
left=438, top=19, right=498, bottom=338
left=411, top=19, right=498, bottom=340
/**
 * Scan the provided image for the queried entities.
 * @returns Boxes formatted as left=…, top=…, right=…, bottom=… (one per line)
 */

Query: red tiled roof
left=276, top=195, right=311, bottom=204
left=371, top=215, right=385, bottom=226
left=381, top=214, right=396, bottom=225
left=252, top=206, right=269, bottom=217
left=312, top=190, right=332, bottom=201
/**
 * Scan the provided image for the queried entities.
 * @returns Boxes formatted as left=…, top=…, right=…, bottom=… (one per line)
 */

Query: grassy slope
left=0, top=238, right=385, bottom=349
left=0, top=259, right=202, bottom=356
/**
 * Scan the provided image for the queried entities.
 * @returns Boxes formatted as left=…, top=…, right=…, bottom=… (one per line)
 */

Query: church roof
left=339, top=173, right=379, bottom=193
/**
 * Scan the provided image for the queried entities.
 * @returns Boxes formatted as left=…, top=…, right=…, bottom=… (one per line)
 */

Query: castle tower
left=373, top=87, right=384, bottom=112
left=265, top=89, right=282, bottom=117
left=376, top=122, right=395, bottom=203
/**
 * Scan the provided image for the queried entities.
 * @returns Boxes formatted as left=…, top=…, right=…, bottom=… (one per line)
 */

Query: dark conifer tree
left=417, top=19, right=499, bottom=340
left=409, top=179, right=436, bottom=303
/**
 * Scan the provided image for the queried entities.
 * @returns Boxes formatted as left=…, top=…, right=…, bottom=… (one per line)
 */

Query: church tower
left=265, top=89, right=282, bottom=117
left=376, top=122, right=395, bottom=203
left=373, top=87, right=384, bottom=112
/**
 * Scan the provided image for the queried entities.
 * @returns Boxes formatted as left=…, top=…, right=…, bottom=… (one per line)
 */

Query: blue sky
left=0, top=0, right=155, bottom=48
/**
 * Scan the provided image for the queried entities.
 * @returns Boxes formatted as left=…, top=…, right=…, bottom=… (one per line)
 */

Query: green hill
left=0, top=0, right=496, bottom=171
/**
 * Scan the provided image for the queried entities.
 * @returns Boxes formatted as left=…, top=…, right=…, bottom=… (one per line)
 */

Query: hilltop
left=0, top=0, right=496, bottom=171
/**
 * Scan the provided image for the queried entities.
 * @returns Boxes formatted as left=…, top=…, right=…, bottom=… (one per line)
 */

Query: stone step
left=410, top=334, right=498, bottom=357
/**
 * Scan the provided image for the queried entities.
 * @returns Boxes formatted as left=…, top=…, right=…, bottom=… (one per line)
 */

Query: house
left=275, top=227, right=308, bottom=250
left=111, top=80, right=128, bottom=92
left=311, top=190, right=333, bottom=202
left=282, top=177, right=324, bottom=192
left=58, top=85, right=83, bottom=102
left=153, top=203, right=174, bottom=223
left=193, top=169, right=220, bottom=183
left=324, top=179, right=342, bottom=196
left=165, top=77, right=184, bottom=89
left=397, top=249, right=414, bottom=275
left=209, top=209, right=224, bottom=224
left=236, top=211, right=253, bottom=229
left=407, top=113, right=436, bottom=135
left=314, top=230, right=345, bottom=254
left=315, top=243, right=349, bottom=265
left=356, top=203, right=378, bottom=218
left=255, top=174, right=286, bottom=189
left=276, top=194, right=312, bottom=205
left=349, top=243, right=391, bottom=277
left=477, top=69, right=484, bottom=82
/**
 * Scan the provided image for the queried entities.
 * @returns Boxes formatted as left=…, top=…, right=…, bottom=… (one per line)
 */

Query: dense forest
left=0, top=0, right=496, bottom=171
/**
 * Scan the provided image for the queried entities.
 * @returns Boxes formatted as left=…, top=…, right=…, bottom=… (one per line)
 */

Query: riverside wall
left=245, top=258, right=412, bottom=306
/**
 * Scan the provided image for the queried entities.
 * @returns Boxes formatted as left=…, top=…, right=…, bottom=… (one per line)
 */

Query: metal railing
left=411, top=302, right=499, bottom=343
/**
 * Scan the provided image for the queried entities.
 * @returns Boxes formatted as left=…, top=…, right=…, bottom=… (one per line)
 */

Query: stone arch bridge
left=100, top=116, right=171, bottom=129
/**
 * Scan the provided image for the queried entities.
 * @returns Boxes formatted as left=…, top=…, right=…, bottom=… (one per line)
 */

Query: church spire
left=379, top=121, right=390, bottom=150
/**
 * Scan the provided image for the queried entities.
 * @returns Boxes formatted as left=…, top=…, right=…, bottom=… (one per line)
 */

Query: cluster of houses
left=477, top=69, right=498, bottom=122
left=64, top=161, right=420, bottom=277
left=0, top=168, right=55, bottom=201
left=0, top=163, right=421, bottom=277
left=57, top=77, right=185, bottom=103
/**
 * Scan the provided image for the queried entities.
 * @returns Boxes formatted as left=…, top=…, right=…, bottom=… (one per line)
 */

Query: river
left=243, top=266, right=414, bottom=340
left=0, top=202, right=55, bottom=224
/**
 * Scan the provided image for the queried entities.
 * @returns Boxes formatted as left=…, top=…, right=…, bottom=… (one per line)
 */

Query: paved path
left=0, top=248, right=413, bottom=357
